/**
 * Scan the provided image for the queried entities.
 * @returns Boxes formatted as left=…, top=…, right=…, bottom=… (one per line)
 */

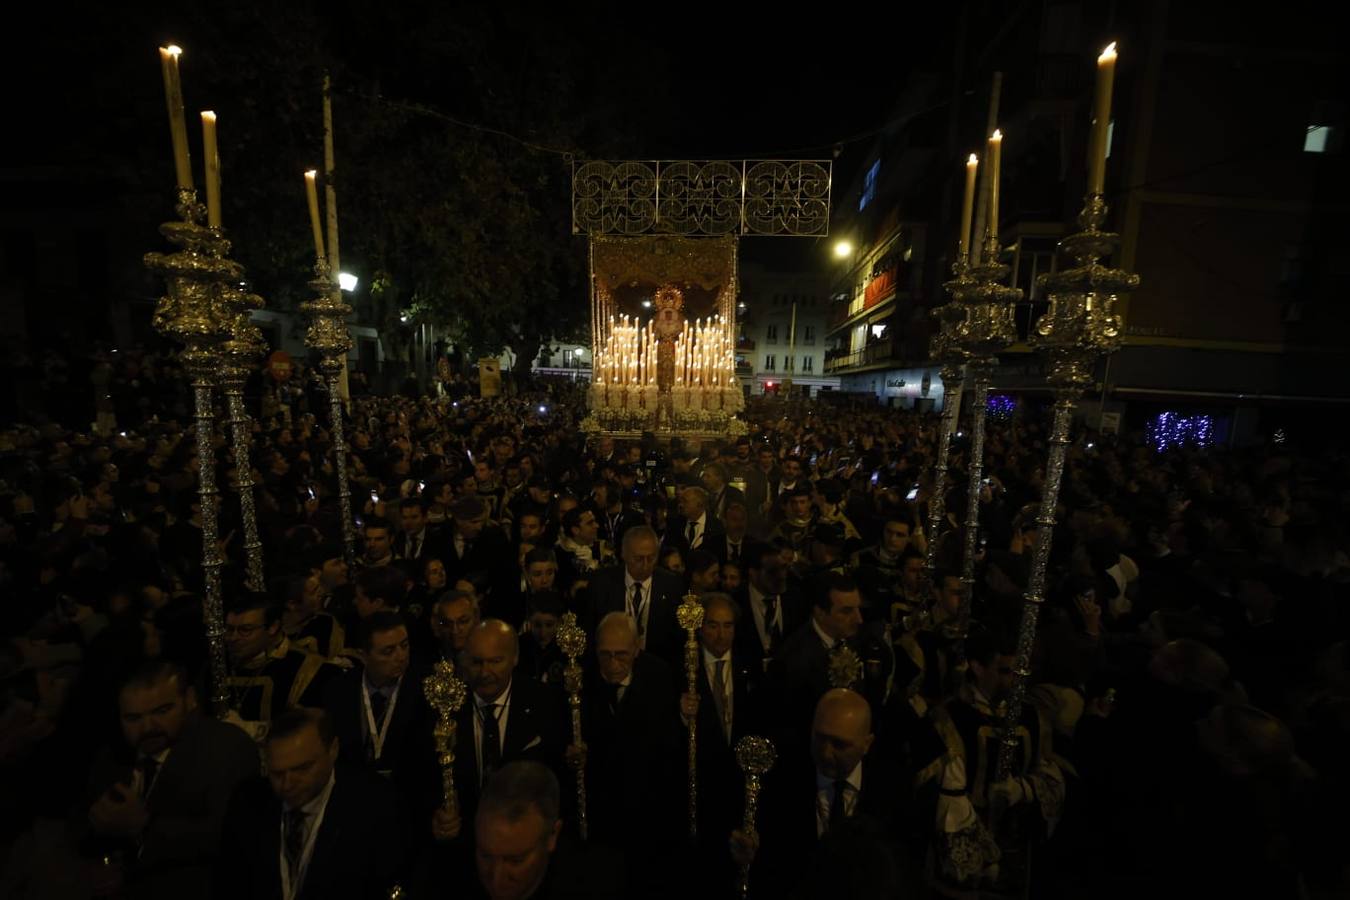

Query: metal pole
left=327, top=375, right=357, bottom=568
left=225, top=391, right=265, bottom=592
left=924, top=364, right=964, bottom=584
left=958, top=366, right=990, bottom=631
left=997, top=392, right=1073, bottom=780
left=191, top=380, right=229, bottom=714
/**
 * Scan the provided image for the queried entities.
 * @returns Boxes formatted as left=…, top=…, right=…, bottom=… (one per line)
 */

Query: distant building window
left=766, top=324, right=778, bottom=344
left=859, top=159, right=880, bottom=211
left=804, top=325, right=816, bottom=345
left=803, top=356, right=814, bottom=373
left=764, top=355, right=776, bottom=371
left=785, top=356, right=795, bottom=373
left=1305, top=125, right=1332, bottom=153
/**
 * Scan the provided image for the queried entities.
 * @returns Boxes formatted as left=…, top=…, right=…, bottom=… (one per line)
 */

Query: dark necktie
left=479, top=702, right=502, bottom=783
left=283, top=808, right=308, bottom=877
left=138, top=757, right=160, bottom=800
left=729, top=540, right=740, bottom=563
left=686, top=520, right=697, bottom=547
left=370, top=688, right=390, bottom=729
left=765, top=595, right=782, bottom=649
left=606, top=681, right=622, bottom=713
left=630, top=583, right=645, bottom=638
left=829, top=779, right=849, bottom=829
left=711, top=659, right=729, bottom=742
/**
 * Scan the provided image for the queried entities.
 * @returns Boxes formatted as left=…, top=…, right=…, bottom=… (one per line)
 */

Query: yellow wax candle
left=959, top=153, right=979, bottom=262
left=1088, top=42, right=1118, bottom=195
left=986, top=130, right=1003, bottom=242
left=200, top=111, right=221, bottom=228
left=158, top=46, right=193, bottom=191
left=304, top=170, right=326, bottom=262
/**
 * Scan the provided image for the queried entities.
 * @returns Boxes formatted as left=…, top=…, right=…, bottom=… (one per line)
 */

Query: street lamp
left=338, top=271, right=358, bottom=292
left=833, top=240, right=853, bottom=259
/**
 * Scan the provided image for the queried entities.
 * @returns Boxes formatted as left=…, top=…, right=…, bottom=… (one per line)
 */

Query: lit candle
left=200, top=111, right=221, bottom=227
left=303, top=170, right=326, bottom=262
left=984, top=130, right=1004, bottom=247
left=158, top=46, right=193, bottom=191
left=1088, top=42, right=1118, bottom=196
left=958, top=153, right=978, bottom=262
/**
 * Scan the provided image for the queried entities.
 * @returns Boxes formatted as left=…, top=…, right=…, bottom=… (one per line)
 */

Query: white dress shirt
left=623, top=572, right=654, bottom=646
left=815, top=761, right=863, bottom=837
left=471, top=681, right=513, bottom=776
left=702, top=647, right=733, bottom=740
left=280, top=769, right=337, bottom=900
left=748, top=584, right=783, bottom=655
left=685, top=512, right=707, bottom=549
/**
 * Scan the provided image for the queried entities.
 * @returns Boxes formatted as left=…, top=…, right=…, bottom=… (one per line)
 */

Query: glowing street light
left=338, top=271, right=358, bottom=292
left=833, top=240, right=853, bottom=259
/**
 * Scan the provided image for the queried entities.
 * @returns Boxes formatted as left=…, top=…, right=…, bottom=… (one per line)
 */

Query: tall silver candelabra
left=997, top=192, right=1136, bottom=780
left=948, top=235, right=1020, bottom=638
left=145, top=190, right=238, bottom=715
left=301, top=264, right=356, bottom=566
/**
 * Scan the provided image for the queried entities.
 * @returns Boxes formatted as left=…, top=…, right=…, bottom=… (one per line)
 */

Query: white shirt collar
left=624, top=571, right=653, bottom=592
left=475, top=679, right=513, bottom=712
left=811, top=616, right=838, bottom=650
left=702, top=646, right=731, bottom=667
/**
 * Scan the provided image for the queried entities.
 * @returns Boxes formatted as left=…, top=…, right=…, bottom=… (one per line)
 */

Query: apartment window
left=859, top=159, right=880, bottom=211
left=1305, top=125, right=1333, bottom=153
left=803, top=325, right=816, bottom=345
left=764, top=355, right=776, bottom=371
left=766, top=324, right=778, bottom=344
left=785, top=356, right=794, bottom=373
left=802, top=356, right=814, bottom=373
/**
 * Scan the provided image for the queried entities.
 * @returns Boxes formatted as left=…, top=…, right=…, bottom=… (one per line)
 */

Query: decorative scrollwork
left=573, top=160, right=831, bottom=237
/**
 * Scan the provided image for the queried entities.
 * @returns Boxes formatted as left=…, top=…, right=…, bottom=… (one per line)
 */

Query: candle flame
left=201, top=110, right=216, bottom=122
left=967, top=153, right=978, bottom=165
left=164, top=45, right=183, bottom=57
left=304, top=169, right=318, bottom=180
left=991, top=129, right=1003, bottom=141
left=1100, top=42, right=1117, bottom=62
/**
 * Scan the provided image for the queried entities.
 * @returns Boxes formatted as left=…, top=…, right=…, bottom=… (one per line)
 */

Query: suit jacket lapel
left=502, top=681, right=532, bottom=756
left=301, top=780, right=340, bottom=900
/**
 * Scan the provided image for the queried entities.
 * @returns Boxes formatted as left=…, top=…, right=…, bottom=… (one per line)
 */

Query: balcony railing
left=823, top=338, right=895, bottom=373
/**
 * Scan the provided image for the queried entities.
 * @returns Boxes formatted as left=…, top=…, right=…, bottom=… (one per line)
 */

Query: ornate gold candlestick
left=676, top=593, right=705, bottom=840
left=145, top=189, right=238, bottom=715
left=217, top=282, right=268, bottom=591
left=997, top=192, right=1136, bottom=780
left=556, top=613, right=588, bottom=840
left=301, top=264, right=356, bottom=566
left=948, top=235, right=1021, bottom=638
left=423, top=659, right=468, bottom=817
left=734, top=735, right=777, bottom=899
left=828, top=643, right=864, bottom=690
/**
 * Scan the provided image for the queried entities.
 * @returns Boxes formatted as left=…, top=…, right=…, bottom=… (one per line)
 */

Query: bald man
left=733, top=688, right=910, bottom=896
left=428, top=619, right=569, bottom=882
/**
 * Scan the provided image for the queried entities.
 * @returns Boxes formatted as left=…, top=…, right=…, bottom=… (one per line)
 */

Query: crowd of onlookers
left=1, top=342, right=1348, bottom=899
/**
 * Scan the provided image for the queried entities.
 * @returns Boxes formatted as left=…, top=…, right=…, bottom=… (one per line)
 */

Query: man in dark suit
left=394, top=496, right=448, bottom=563
left=775, top=573, right=893, bottom=737
left=734, top=541, right=807, bottom=675
left=84, top=661, right=259, bottom=900
left=216, top=708, right=404, bottom=900
left=591, top=480, right=644, bottom=551
left=667, top=486, right=727, bottom=560
left=731, top=688, right=910, bottom=898
left=704, top=499, right=752, bottom=569
left=428, top=620, right=569, bottom=872
left=567, top=612, right=683, bottom=895
left=474, top=761, right=624, bottom=900
left=445, top=495, right=514, bottom=599
left=678, top=593, right=771, bottom=891
left=700, top=462, right=747, bottom=524
left=583, top=525, right=685, bottom=669
left=322, top=612, right=432, bottom=815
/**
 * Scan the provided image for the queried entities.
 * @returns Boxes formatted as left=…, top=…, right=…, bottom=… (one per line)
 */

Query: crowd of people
left=1, top=355, right=1348, bottom=900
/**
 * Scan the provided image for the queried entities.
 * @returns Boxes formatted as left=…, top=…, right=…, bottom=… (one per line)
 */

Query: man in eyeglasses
left=225, top=593, right=339, bottom=731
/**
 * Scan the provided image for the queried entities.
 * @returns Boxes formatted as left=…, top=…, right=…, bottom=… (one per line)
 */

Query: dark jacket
left=216, top=763, right=404, bottom=900
left=583, top=567, right=687, bottom=670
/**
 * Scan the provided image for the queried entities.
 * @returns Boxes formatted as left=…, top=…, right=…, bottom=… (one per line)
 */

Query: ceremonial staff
left=676, top=593, right=705, bottom=839
left=734, top=736, right=776, bottom=899
left=556, top=613, right=589, bottom=840
left=423, top=660, right=468, bottom=820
